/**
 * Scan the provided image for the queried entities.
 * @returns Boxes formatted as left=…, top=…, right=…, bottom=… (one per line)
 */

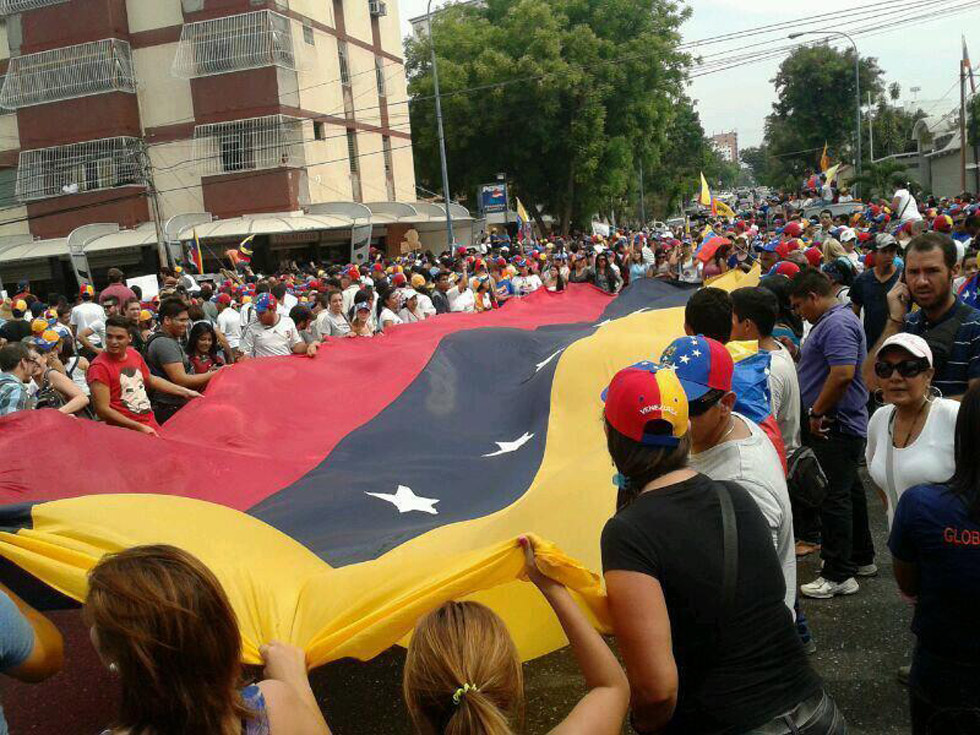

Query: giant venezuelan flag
left=0, top=272, right=757, bottom=666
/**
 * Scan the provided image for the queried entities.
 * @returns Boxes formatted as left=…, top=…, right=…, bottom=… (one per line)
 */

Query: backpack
left=919, top=301, right=974, bottom=384
left=34, top=369, right=65, bottom=411
left=786, top=445, right=829, bottom=509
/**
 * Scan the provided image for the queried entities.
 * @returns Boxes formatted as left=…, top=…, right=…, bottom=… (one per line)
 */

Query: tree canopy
left=405, top=0, right=703, bottom=232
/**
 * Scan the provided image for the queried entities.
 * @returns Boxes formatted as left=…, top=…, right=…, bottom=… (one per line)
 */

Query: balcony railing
left=0, top=0, right=69, bottom=15
left=173, top=10, right=297, bottom=79
left=16, top=136, right=145, bottom=202
left=0, top=39, right=136, bottom=110
left=192, top=115, right=306, bottom=176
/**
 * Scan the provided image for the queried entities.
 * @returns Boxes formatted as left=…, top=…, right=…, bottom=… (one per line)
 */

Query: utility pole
left=867, top=92, right=874, bottom=162
left=139, top=141, right=168, bottom=268
left=962, top=54, right=968, bottom=194
left=426, top=0, right=455, bottom=249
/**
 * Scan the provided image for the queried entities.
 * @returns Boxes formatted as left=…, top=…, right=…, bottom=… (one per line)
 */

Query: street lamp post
left=426, top=0, right=455, bottom=249
left=788, top=30, right=862, bottom=198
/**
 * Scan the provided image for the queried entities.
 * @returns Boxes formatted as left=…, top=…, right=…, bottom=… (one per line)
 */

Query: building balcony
left=0, top=0, right=68, bottom=15
left=192, top=114, right=306, bottom=177
left=172, top=10, right=297, bottom=79
left=0, top=38, right=136, bottom=110
left=16, top=135, right=145, bottom=202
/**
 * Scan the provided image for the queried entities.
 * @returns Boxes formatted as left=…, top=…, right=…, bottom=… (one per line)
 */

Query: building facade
left=709, top=131, right=738, bottom=164
left=0, top=0, right=474, bottom=292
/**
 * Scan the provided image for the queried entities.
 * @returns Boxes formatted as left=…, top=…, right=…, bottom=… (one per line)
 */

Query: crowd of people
left=1, top=184, right=980, bottom=735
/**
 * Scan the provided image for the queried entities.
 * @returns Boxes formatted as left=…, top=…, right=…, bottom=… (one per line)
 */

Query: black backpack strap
left=716, top=481, right=739, bottom=621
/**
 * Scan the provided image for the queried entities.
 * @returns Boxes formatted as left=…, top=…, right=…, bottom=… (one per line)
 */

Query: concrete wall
left=132, top=42, right=194, bottom=129
left=126, top=0, right=183, bottom=32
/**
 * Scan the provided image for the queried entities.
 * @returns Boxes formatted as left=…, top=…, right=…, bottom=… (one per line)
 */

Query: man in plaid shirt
left=0, top=342, right=40, bottom=417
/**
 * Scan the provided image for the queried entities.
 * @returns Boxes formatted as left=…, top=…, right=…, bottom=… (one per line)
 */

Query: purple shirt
left=797, top=303, right=869, bottom=437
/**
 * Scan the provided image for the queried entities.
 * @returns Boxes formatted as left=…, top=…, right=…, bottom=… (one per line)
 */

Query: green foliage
left=848, top=158, right=910, bottom=200
left=762, top=44, right=883, bottom=187
left=405, top=0, right=691, bottom=232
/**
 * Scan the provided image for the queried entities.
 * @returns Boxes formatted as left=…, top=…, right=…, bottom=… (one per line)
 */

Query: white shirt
left=315, top=310, right=351, bottom=338
left=341, top=284, right=361, bottom=316
left=678, top=257, right=703, bottom=284
left=417, top=293, right=436, bottom=317
left=378, top=307, right=403, bottom=330
left=398, top=306, right=424, bottom=323
left=767, top=342, right=802, bottom=454
left=641, top=245, right=656, bottom=266
left=240, top=315, right=303, bottom=358
left=450, top=289, right=476, bottom=313
left=866, top=398, right=959, bottom=527
left=215, top=307, right=242, bottom=349
left=512, top=274, right=542, bottom=296
left=690, top=413, right=796, bottom=614
left=70, top=302, right=105, bottom=344
left=892, top=188, right=922, bottom=223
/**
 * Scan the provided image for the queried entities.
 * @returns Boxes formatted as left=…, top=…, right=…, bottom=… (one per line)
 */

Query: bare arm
left=147, top=374, right=200, bottom=400
left=0, top=582, right=64, bottom=683
left=77, top=327, right=102, bottom=355
left=892, top=558, right=919, bottom=598
left=520, top=539, right=628, bottom=735
left=47, top=369, right=89, bottom=415
left=259, top=642, right=331, bottom=735
left=605, top=570, right=677, bottom=734
left=90, top=381, right=156, bottom=435
left=160, top=360, right=213, bottom=390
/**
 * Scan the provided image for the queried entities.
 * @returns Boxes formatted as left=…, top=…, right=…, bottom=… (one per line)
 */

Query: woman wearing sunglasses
left=866, top=333, right=959, bottom=527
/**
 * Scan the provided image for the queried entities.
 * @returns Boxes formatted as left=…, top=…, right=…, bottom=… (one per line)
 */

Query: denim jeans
left=806, top=432, right=875, bottom=582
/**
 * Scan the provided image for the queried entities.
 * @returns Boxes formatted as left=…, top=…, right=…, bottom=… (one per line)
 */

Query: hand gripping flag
left=0, top=270, right=760, bottom=666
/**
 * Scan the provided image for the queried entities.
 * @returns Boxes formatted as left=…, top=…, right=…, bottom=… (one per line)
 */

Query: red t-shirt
left=87, top=348, right=159, bottom=429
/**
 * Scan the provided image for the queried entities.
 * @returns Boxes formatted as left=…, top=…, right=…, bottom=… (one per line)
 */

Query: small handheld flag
left=189, top=229, right=205, bottom=274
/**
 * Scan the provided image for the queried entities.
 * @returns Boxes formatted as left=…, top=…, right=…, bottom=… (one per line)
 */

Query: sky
left=394, top=0, right=979, bottom=150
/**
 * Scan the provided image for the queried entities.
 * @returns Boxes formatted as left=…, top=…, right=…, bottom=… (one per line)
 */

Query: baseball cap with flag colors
left=659, top=335, right=733, bottom=401
left=602, top=362, right=688, bottom=447
left=79, top=284, right=94, bottom=297
left=254, top=293, right=278, bottom=313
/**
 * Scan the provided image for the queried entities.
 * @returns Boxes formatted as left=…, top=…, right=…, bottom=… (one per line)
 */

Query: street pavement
left=5, top=473, right=911, bottom=734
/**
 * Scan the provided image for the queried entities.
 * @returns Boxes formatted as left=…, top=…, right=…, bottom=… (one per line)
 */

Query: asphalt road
left=4, top=473, right=912, bottom=734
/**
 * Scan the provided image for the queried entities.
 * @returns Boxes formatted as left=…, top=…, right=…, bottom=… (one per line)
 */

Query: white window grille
left=375, top=57, right=386, bottom=97
left=192, top=115, right=306, bottom=176
left=382, top=135, right=395, bottom=201
left=338, top=43, right=351, bottom=88
left=172, top=10, right=296, bottom=79
left=346, top=129, right=362, bottom=202
left=0, top=0, right=69, bottom=14
left=15, top=136, right=145, bottom=202
left=0, top=39, right=136, bottom=110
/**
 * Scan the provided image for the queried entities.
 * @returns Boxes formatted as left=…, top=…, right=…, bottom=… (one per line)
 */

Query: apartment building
left=0, top=0, right=471, bottom=292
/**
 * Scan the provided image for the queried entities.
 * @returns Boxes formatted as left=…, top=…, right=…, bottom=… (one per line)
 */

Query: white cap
left=839, top=228, right=857, bottom=243
left=877, top=332, right=932, bottom=366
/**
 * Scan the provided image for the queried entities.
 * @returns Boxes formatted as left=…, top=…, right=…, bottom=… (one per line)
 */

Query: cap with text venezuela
left=602, top=362, right=688, bottom=447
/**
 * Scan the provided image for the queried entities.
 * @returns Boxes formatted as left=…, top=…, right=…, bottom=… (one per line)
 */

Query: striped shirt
left=905, top=299, right=980, bottom=398
left=0, top=373, right=32, bottom=417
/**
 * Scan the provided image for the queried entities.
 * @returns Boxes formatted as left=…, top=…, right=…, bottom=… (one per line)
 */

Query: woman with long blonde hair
left=86, top=545, right=330, bottom=735
left=403, top=537, right=628, bottom=735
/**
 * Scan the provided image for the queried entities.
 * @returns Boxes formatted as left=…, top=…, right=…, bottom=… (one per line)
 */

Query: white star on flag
left=691, top=349, right=701, bottom=357
left=679, top=354, right=690, bottom=364
left=365, top=485, right=440, bottom=515
left=483, top=432, right=534, bottom=457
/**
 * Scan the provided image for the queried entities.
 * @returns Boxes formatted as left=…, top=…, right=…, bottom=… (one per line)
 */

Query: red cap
left=933, top=214, right=953, bottom=233
left=391, top=272, right=407, bottom=287
left=804, top=247, right=823, bottom=268
left=602, top=363, right=689, bottom=447
left=783, top=221, right=803, bottom=238
left=773, top=261, right=801, bottom=278
left=216, top=293, right=232, bottom=305
left=775, top=240, right=795, bottom=260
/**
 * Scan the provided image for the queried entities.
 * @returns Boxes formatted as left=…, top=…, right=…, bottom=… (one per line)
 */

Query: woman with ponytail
left=403, top=537, right=629, bottom=734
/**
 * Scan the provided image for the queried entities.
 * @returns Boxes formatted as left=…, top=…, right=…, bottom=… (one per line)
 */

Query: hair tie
left=452, top=683, right=479, bottom=706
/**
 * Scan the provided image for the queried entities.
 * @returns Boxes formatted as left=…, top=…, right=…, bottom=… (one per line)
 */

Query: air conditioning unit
left=369, top=0, right=387, bottom=16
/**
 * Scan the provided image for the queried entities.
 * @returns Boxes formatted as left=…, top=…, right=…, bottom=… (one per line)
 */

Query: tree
left=848, top=158, right=909, bottom=200
left=762, top=44, right=884, bottom=187
left=405, top=0, right=691, bottom=233
left=740, top=145, right=768, bottom=183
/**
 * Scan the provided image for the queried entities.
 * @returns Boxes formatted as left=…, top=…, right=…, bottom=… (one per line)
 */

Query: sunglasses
left=873, top=358, right=929, bottom=379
